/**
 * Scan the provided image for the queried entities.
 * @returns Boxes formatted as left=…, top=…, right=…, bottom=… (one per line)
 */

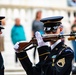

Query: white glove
left=35, top=31, right=48, bottom=47
left=14, top=42, right=19, bottom=52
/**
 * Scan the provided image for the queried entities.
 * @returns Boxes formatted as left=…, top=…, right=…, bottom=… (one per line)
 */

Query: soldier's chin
left=0, top=31, right=2, bottom=34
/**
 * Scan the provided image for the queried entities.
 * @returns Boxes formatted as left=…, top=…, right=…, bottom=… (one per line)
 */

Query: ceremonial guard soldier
left=0, top=16, right=5, bottom=75
left=14, top=16, right=74, bottom=75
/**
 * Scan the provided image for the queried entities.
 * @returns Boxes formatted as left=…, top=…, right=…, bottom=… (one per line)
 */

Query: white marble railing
left=0, top=5, right=75, bottom=68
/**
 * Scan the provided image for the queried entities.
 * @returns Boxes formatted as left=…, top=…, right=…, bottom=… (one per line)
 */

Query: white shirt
left=51, top=39, right=61, bottom=50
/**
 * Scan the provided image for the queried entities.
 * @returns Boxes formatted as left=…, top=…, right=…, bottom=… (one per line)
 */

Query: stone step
left=5, top=67, right=26, bottom=75
left=5, top=72, right=26, bottom=75
left=5, top=68, right=24, bottom=72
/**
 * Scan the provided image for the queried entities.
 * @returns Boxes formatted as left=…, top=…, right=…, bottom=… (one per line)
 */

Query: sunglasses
left=44, top=26, right=59, bottom=33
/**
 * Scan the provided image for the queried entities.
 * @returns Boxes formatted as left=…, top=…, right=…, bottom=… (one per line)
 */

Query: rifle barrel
left=42, top=33, right=76, bottom=38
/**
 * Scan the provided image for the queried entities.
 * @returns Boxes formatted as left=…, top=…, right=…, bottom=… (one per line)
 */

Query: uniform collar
left=51, top=39, right=61, bottom=50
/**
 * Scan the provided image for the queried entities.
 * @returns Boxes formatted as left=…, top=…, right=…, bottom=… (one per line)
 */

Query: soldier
left=0, top=16, right=5, bottom=75
left=14, top=16, right=74, bottom=75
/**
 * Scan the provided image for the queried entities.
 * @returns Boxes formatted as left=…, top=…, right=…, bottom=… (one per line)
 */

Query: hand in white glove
left=14, top=42, right=19, bottom=52
left=35, top=31, right=48, bottom=47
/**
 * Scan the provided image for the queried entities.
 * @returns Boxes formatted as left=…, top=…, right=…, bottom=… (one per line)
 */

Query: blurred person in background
left=32, top=10, right=44, bottom=36
left=70, top=17, right=76, bottom=63
left=67, top=0, right=76, bottom=6
left=0, top=16, right=5, bottom=75
left=11, top=18, right=26, bottom=63
left=1, top=19, right=6, bottom=26
left=67, top=0, right=76, bottom=17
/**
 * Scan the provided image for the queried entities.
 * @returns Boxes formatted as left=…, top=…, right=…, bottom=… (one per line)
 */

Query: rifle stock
left=18, top=42, right=30, bottom=51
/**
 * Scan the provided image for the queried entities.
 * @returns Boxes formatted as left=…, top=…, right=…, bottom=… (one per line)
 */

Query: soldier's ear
left=60, top=26, right=63, bottom=32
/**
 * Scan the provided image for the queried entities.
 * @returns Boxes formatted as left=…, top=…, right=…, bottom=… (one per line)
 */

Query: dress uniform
left=15, top=16, right=74, bottom=75
left=0, top=16, right=5, bottom=75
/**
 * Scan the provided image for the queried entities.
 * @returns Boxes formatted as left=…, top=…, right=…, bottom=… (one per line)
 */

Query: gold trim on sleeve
left=18, top=56, right=28, bottom=60
left=39, top=52, right=50, bottom=57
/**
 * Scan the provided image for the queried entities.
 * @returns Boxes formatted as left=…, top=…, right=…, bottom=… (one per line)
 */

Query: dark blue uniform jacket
left=16, top=41, right=74, bottom=75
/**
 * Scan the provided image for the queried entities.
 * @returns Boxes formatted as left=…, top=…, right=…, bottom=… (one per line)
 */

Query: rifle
left=17, top=32, right=76, bottom=52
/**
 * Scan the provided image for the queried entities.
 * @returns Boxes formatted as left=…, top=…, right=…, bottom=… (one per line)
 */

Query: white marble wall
left=0, top=0, right=67, bottom=7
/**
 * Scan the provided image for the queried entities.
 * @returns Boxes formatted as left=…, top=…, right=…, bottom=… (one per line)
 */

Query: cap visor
left=0, top=27, right=4, bottom=29
left=0, top=16, right=5, bottom=20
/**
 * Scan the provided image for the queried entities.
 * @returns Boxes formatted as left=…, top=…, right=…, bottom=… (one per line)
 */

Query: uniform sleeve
left=16, top=51, right=42, bottom=75
left=51, top=48, right=74, bottom=75
left=37, top=46, right=50, bottom=62
left=16, top=52, right=33, bottom=75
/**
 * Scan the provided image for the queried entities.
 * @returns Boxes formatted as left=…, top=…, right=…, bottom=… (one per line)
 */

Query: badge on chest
left=57, top=58, right=65, bottom=67
left=51, top=55, right=65, bottom=67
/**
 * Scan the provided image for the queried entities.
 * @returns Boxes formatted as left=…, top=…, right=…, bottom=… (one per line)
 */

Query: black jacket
left=0, top=53, right=4, bottom=69
left=16, top=41, right=74, bottom=75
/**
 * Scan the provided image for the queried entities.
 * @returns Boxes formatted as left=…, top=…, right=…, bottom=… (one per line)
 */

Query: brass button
left=55, top=48, right=58, bottom=50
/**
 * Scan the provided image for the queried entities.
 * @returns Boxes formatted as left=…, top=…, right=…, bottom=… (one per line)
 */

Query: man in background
left=11, top=18, right=26, bottom=63
left=32, top=10, right=44, bottom=36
